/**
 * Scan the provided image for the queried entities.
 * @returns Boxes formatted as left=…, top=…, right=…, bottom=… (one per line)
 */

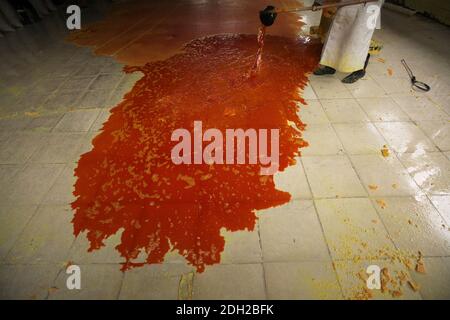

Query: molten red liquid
left=72, top=34, right=320, bottom=272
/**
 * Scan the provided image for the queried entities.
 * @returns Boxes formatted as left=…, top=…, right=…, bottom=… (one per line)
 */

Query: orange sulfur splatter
left=71, top=34, right=321, bottom=272
left=381, top=145, right=390, bottom=157
left=376, top=199, right=387, bottom=209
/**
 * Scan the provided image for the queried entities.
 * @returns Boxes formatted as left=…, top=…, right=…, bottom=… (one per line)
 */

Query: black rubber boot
left=313, top=66, right=336, bottom=76
left=342, top=54, right=370, bottom=84
left=342, top=70, right=366, bottom=83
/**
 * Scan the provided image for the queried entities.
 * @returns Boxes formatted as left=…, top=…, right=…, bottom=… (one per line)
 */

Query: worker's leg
left=341, top=53, right=370, bottom=84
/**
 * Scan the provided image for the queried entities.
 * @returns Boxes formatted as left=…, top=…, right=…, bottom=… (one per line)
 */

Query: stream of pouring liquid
left=71, top=31, right=320, bottom=272
left=251, top=25, right=267, bottom=75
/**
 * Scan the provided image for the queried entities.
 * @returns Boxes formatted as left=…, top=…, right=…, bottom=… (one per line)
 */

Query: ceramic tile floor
left=0, top=3, right=449, bottom=300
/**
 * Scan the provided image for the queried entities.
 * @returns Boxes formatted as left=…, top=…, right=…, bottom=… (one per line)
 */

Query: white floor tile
left=427, top=95, right=450, bottom=115
left=302, top=123, right=344, bottom=156
left=265, top=261, right=343, bottom=299
left=357, top=97, right=410, bottom=122
left=334, top=123, right=388, bottom=155
left=54, top=109, right=101, bottom=132
left=42, top=163, right=77, bottom=205
left=309, top=77, right=352, bottom=99
left=416, top=121, right=450, bottom=151
left=193, top=264, right=266, bottom=299
left=273, top=157, right=311, bottom=199
left=334, top=259, right=422, bottom=300
left=302, top=156, right=367, bottom=198
left=411, top=257, right=450, bottom=299
left=221, top=228, right=262, bottom=264
left=258, top=200, right=330, bottom=262
left=6, top=205, right=75, bottom=264
left=119, top=264, right=193, bottom=299
left=49, top=264, right=123, bottom=300
left=429, top=195, right=450, bottom=226
left=350, top=154, right=421, bottom=197
left=88, top=74, right=122, bottom=91
left=0, top=117, right=32, bottom=131
left=321, top=99, right=370, bottom=123
left=0, top=205, right=38, bottom=260
left=77, top=90, right=111, bottom=109
left=392, top=96, right=448, bottom=121
left=68, top=232, right=124, bottom=264
left=372, top=75, right=416, bottom=95
left=299, top=83, right=317, bottom=100
left=315, top=198, right=393, bottom=260
left=375, top=122, right=437, bottom=153
left=89, top=109, right=111, bottom=132
left=398, top=152, right=450, bottom=196
left=298, top=100, right=329, bottom=124
left=0, top=132, right=45, bottom=164
left=26, top=114, right=64, bottom=132
left=373, top=196, right=450, bottom=257
left=30, top=133, right=85, bottom=163
left=0, top=264, right=62, bottom=299
left=0, top=163, right=64, bottom=205
left=345, top=77, right=387, bottom=98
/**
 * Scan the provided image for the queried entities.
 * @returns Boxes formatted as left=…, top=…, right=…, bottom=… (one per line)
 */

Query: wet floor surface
left=0, top=0, right=450, bottom=299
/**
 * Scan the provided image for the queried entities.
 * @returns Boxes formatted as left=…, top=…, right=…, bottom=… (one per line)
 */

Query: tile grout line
left=362, top=98, right=450, bottom=227
left=299, top=92, right=347, bottom=298
left=50, top=74, right=101, bottom=133
left=256, top=218, right=269, bottom=300
left=339, top=95, right=413, bottom=253
left=340, top=94, right=447, bottom=297
left=299, top=157, right=346, bottom=299
left=326, top=114, right=426, bottom=298
left=110, top=2, right=184, bottom=58
left=84, top=72, right=126, bottom=132
left=325, top=94, right=403, bottom=252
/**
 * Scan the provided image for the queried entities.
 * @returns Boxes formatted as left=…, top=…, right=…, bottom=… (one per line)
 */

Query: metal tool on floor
left=259, top=0, right=379, bottom=26
left=401, top=59, right=430, bottom=92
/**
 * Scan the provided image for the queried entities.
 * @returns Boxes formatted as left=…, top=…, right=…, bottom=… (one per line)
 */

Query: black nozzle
left=259, top=5, right=277, bottom=27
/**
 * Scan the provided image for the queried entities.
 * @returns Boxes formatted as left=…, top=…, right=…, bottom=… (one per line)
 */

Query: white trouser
left=320, top=0, right=383, bottom=73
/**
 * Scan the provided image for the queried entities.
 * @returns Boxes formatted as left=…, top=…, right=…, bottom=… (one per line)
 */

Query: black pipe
left=259, top=5, right=277, bottom=26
